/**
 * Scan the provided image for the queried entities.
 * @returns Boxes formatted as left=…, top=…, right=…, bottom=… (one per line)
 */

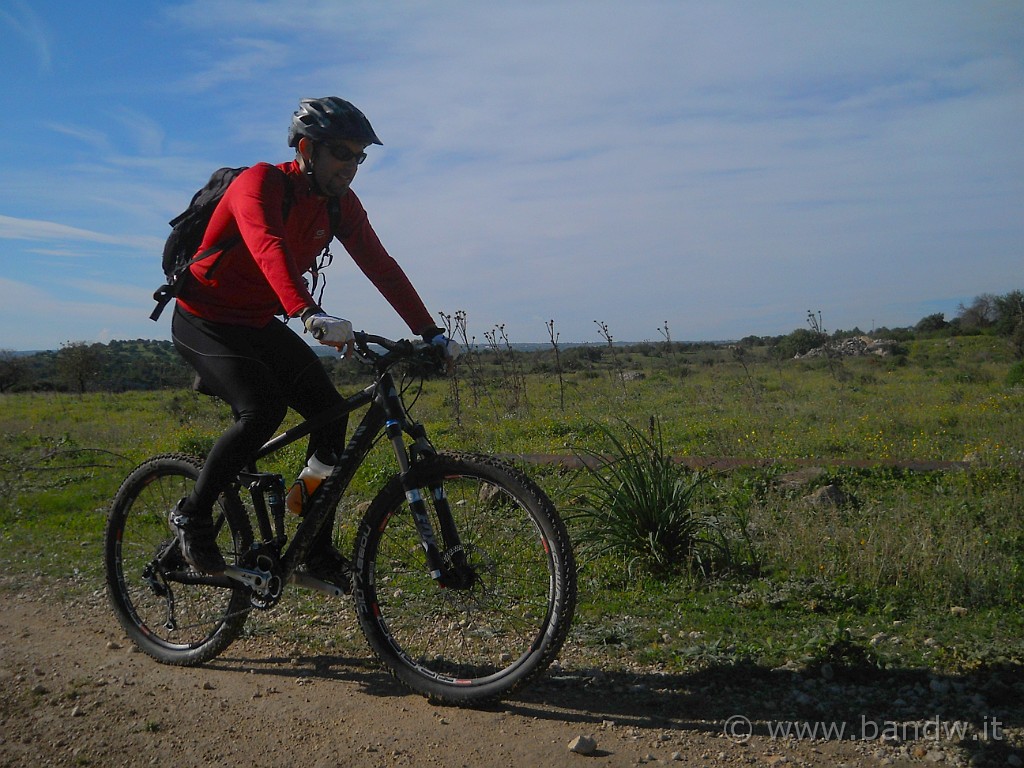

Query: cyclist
left=168, top=96, right=459, bottom=588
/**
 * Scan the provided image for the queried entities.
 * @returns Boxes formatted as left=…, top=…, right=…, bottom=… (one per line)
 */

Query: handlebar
left=352, top=332, right=448, bottom=375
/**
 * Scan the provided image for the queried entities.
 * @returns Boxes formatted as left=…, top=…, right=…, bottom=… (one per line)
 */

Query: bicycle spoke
left=105, top=455, right=253, bottom=666
left=355, top=453, right=575, bottom=703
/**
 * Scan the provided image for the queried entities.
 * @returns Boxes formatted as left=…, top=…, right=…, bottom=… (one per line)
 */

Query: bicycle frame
left=106, top=332, right=575, bottom=702
left=216, top=341, right=467, bottom=602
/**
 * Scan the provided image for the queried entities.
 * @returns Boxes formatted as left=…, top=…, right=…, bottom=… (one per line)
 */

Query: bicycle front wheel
left=353, top=452, right=576, bottom=705
left=104, top=453, right=253, bottom=666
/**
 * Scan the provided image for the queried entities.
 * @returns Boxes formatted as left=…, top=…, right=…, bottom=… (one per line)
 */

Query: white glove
left=304, top=312, right=354, bottom=349
left=429, top=333, right=463, bottom=361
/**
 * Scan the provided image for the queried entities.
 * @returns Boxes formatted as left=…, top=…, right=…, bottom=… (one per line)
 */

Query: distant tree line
left=2, top=290, right=1021, bottom=394
left=0, top=338, right=360, bottom=395
left=736, top=289, right=1024, bottom=360
left=0, top=339, right=194, bottom=394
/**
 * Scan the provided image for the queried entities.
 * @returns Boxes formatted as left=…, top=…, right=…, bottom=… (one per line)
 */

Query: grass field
left=1, top=334, right=1022, bottom=677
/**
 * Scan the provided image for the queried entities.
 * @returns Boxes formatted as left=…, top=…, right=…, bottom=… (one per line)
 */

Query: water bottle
left=286, top=454, right=334, bottom=515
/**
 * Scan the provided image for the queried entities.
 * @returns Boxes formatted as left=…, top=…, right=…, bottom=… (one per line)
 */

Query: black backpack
left=149, top=165, right=338, bottom=321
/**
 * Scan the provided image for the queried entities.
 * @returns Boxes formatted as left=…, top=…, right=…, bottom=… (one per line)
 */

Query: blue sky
left=1, top=1, right=1021, bottom=350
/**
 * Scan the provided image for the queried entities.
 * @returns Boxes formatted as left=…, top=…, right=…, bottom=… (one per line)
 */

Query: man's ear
left=297, top=136, right=313, bottom=162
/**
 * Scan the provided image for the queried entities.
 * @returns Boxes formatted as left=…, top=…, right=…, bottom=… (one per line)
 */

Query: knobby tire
left=352, top=452, right=576, bottom=705
left=104, top=453, right=253, bottom=666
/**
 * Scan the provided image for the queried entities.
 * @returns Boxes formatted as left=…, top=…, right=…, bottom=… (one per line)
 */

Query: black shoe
left=303, top=546, right=352, bottom=594
left=168, top=503, right=227, bottom=574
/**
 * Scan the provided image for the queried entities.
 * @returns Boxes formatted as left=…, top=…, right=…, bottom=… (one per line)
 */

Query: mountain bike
left=104, top=332, right=576, bottom=705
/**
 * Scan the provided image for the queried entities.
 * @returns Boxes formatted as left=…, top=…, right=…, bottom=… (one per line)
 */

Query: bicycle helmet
left=288, top=97, right=382, bottom=148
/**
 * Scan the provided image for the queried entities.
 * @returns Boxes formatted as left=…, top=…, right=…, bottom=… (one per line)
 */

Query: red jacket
left=176, top=161, right=434, bottom=333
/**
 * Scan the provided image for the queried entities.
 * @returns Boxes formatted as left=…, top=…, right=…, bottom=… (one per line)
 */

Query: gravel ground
left=1, top=573, right=1021, bottom=768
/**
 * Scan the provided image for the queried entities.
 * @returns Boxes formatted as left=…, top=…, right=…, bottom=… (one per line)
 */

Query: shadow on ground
left=208, top=648, right=1024, bottom=767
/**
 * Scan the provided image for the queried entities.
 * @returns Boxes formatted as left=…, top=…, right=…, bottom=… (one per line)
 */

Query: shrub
left=176, top=427, right=216, bottom=458
left=1007, top=361, right=1024, bottom=388
left=568, top=418, right=727, bottom=578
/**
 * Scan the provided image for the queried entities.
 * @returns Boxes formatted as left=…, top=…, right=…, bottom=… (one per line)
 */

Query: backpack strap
left=149, top=238, right=241, bottom=321
left=307, top=196, right=340, bottom=307
left=327, top=195, right=340, bottom=233
left=150, top=167, right=297, bottom=322
left=205, top=166, right=293, bottom=281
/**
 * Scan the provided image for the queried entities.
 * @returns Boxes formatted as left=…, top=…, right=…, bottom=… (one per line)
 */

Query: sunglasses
left=323, top=144, right=367, bottom=165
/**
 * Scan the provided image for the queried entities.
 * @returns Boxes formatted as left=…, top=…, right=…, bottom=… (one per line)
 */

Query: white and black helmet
left=288, top=97, right=382, bottom=147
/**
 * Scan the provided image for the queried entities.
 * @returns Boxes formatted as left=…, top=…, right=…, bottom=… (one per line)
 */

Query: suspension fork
left=425, top=467, right=473, bottom=585
left=379, top=374, right=469, bottom=586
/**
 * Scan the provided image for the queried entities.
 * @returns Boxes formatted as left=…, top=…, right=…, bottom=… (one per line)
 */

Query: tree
left=993, top=290, right=1024, bottom=337
left=957, top=294, right=998, bottom=329
left=57, top=341, right=104, bottom=394
left=915, top=313, right=948, bottom=333
left=775, top=327, right=827, bottom=358
left=0, top=350, right=25, bottom=392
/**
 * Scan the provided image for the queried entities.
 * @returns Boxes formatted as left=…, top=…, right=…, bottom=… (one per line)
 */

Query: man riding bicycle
left=168, top=96, right=458, bottom=588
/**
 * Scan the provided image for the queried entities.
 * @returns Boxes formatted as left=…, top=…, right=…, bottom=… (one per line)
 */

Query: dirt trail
left=1, top=574, right=1020, bottom=767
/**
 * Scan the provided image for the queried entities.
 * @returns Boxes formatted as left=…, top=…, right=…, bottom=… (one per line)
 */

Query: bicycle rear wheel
left=353, top=452, right=576, bottom=705
left=104, top=453, right=253, bottom=665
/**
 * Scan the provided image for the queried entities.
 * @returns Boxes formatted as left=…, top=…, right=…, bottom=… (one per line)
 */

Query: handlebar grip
left=349, top=332, right=449, bottom=374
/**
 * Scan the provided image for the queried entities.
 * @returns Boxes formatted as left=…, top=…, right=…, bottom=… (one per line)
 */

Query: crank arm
left=289, top=570, right=348, bottom=599
left=224, top=564, right=281, bottom=598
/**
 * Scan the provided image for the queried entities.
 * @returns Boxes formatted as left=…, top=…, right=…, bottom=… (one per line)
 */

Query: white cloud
left=1, top=1, right=1021, bottom=348
left=0, top=215, right=161, bottom=252
left=175, top=37, right=294, bottom=93
left=0, top=0, right=51, bottom=72
left=0, top=275, right=161, bottom=350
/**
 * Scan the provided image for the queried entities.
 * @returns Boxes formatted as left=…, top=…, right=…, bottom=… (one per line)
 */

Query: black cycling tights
left=172, top=306, right=347, bottom=525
